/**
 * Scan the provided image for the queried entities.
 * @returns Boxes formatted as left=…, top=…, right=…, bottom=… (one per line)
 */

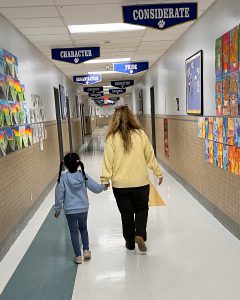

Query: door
left=54, top=87, right=64, bottom=162
left=150, top=86, right=157, bottom=155
left=66, top=96, right=73, bottom=152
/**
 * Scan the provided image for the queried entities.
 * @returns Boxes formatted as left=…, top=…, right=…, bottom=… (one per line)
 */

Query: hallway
left=0, top=128, right=240, bottom=300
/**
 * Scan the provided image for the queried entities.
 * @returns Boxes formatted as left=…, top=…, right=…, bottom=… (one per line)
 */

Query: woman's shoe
left=135, top=236, right=147, bottom=253
left=83, top=250, right=91, bottom=260
left=74, top=256, right=82, bottom=264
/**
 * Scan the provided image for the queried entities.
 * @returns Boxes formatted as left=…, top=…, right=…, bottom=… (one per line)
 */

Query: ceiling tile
left=0, top=0, right=54, bottom=7
left=11, top=17, right=64, bottom=28
left=60, top=4, right=122, bottom=24
left=20, top=26, right=68, bottom=35
left=28, top=34, right=71, bottom=42
left=0, top=6, right=59, bottom=18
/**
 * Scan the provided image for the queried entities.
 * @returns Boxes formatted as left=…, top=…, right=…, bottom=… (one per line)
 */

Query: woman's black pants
left=113, top=185, right=150, bottom=250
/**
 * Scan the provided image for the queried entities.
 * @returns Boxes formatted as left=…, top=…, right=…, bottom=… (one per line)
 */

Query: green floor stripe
left=0, top=207, right=77, bottom=300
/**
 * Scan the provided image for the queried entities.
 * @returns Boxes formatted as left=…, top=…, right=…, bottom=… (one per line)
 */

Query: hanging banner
left=73, top=74, right=101, bottom=85
left=51, top=47, right=100, bottom=64
left=109, top=88, right=126, bottom=95
left=88, top=92, right=104, bottom=98
left=109, top=97, right=120, bottom=101
left=113, top=62, right=148, bottom=74
left=111, top=80, right=134, bottom=88
left=84, top=86, right=103, bottom=93
left=122, top=3, right=198, bottom=30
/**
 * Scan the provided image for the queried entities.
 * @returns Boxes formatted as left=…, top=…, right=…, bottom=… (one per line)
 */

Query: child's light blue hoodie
left=55, top=171, right=104, bottom=214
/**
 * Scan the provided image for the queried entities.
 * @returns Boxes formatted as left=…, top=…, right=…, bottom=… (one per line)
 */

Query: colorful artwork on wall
left=215, top=77, right=223, bottom=115
left=213, top=118, right=218, bottom=142
left=218, top=118, right=223, bottom=143
left=223, top=144, right=229, bottom=170
left=208, top=117, right=213, bottom=140
left=223, top=117, right=228, bottom=144
left=218, top=143, right=223, bottom=168
left=230, top=26, right=239, bottom=73
left=198, top=117, right=205, bottom=138
left=0, top=48, right=33, bottom=158
left=205, top=139, right=209, bottom=161
left=228, top=117, right=235, bottom=145
left=186, top=50, right=203, bottom=115
left=222, top=74, right=230, bottom=115
left=228, top=145, right=236, bottom=174
left=230, top=72, right=238, bottom=115
left=209, top=141, right=214, bottom=164
left=235, top=148, right=240, bottom=175
left=164, top=119, right=169, bottom=158
left=222, top=31, right=230, bottom=75
left=234, top=118, right=240, bottom=146
left=213, top=142, right=218, bottom=166
left=215, top=36, right=222, bottom=77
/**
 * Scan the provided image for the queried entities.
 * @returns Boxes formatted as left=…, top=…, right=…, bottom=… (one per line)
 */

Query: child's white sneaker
left=73, top=256, right=82, bottom=264
left=83, top=250, right=91, bottom=260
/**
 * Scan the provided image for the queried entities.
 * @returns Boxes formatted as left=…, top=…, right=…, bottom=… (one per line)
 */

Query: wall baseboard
left=158, top=159, right=240, bottom=241
left=0, top=177, right=57, bottom=262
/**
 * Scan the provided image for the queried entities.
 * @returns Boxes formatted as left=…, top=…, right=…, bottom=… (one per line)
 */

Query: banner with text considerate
left=122, top=3, right=198, bottom=30
left=51, top=47, right=100, bottom=64
left=73, top=74, right=101, bottom=85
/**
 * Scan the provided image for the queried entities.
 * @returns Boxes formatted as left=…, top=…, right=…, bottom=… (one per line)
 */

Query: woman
left=101, top=105, right=163, bottom=253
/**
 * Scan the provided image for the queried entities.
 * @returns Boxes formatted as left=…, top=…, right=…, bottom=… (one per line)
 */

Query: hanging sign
left=84, top=86, right=103, bottom=93
left=109, top=88, right=126, bottom=95
left=109, top=97, right=120, bottom=101
left=51, top=47, right=100, bottom=64
left=113, top=62, right=148, bottom=74
left=122, top=3, right=198, bottom=30
left=88, top=92, right=104, bottom=97
left=111, top=80, right=134, bottom=88
left=73, top=74, right=101, bottom=85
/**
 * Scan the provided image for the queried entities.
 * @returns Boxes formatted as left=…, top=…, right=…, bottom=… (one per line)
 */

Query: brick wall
left=0, top=119, right=83, bottom=259
left=139, top=115, right=240, bottom=239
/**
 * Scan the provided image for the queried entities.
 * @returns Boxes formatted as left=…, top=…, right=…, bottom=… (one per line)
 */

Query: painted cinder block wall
left=0, top=13, right=83, bottom=259
left=133, top=0, right=240, bottom=238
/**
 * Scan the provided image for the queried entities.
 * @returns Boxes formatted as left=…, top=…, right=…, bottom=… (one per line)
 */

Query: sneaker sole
left=135, top=236, right=147, bottom=253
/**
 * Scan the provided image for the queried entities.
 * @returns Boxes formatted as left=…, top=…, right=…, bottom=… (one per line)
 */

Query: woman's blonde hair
left=107, top=105, right=143, bottom=152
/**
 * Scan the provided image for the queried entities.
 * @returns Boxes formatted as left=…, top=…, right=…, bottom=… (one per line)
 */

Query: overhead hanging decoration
left=109, top=88, right=126, bottom=95
left=88, top=92, right=104, bottom=98
left=51, top=47, right=100, bottom=64
left=84, top=86, right=103, bottom=93
left=122, top=3, right=198, bottom=30
left=113, top=62, right=149, bottom=74
left=111, top=80, right=134, bottom=88
left=73, top=74, right=102, bottom=85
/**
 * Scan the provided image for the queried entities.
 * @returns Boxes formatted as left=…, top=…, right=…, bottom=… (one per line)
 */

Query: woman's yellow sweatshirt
left=101, top=129, right=163, bottom=188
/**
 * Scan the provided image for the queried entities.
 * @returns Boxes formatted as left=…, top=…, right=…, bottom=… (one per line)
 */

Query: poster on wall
left=164, top=118, right=169, bottom=159
left=186, top=50, right=203, bottom=115
left=215, top=77, right=223, bottom=115
left=230, top=26, right=238, bottom=73
left=59, top=85, right=67, bottom=119
left=139, top=89, right=143, bottom=115
left=222, top=31, right=230, bottom=75
left=230, top=72, right=238, bottom=115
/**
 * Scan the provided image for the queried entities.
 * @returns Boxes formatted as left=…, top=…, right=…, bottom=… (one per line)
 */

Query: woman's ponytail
left=79, top=161, right=88, bottom=181
left=57, top=160, right=64, bottom=183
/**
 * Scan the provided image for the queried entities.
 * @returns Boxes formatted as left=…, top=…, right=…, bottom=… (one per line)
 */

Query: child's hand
left=54, top=211, right=60, bottom=218
left=103, top=183, right=110, bottom=190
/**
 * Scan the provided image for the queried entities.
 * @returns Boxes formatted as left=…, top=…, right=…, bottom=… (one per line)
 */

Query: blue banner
left=109, top=97, right=120, bottom=101
left=84, top=86, right=103, bottom=93
left=51, top=47, right=100, bottom=64
left=73, top=74, right=101, bottom=85
left=122, top=3, right=198, bottom=30
left=109, top=88, right=126, bottom=95
left=88, top=92, right=104, bottom=97
left=111, top=80, right=134, bottom=88
left=113, top=62, right=148, bottom=74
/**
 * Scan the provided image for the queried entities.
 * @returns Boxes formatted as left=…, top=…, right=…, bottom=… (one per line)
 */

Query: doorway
left=150, top=86, right=157, bottom=155
left=53, top=87, right=64, bottom=162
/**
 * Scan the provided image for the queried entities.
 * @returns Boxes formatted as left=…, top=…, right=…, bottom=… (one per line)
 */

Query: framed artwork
left=186, top=50, right=203, bottom=115
left=139, top=89, right=143, bottom=115
left=59, top=85, right=67, bottom=119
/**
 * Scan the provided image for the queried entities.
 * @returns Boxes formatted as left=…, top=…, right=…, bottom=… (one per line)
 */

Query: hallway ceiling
left=0, top=0, right=216, bottom=87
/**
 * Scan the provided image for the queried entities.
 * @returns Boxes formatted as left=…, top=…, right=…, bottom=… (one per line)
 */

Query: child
left=55, top=152, right=106, bottom=264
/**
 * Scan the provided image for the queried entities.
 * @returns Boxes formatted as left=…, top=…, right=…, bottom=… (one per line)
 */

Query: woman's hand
left=54, top=211, right=60, bottom=218
left=103, top=183, right=110, bottom=190
left=158, top=176, right=163, bottom=185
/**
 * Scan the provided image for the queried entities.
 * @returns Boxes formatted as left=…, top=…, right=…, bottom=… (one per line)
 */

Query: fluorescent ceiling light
left=68, top=23, right=145, bottom=33
left=84, top=58, right=131, bottom=64
left=88, top=71, right=118, bottom=74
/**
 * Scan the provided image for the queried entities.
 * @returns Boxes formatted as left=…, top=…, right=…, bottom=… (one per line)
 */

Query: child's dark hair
left=57, top=152, right=88, bottom=183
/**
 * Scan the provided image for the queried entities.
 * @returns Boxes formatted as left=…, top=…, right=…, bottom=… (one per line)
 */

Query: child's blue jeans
left=66, top=212, right=89, bottom=256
